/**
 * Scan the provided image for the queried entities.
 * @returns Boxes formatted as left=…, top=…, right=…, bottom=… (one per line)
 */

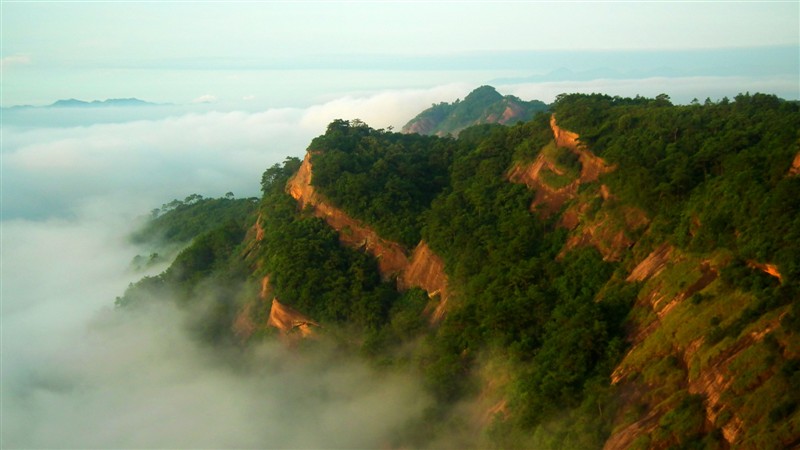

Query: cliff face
left=403, top=116, right=440, bottom=136
left=605, top=245, right=795, bottom=449
left=288, top=153, right=410, bottom=277
left=399, top=242, right=449, bottom=323
left=549, top=114, right=616, bottom=183
left=507, top=115, right=796, bottom=448
left=507, top=149, right=580, bottom=218
left=286, top=152, right=450, bottom=321
left=790, top=151, right=800, bottom=176
left=267, top=298, right=319, bottom=338
left=509, top=115, right=644, bottom=261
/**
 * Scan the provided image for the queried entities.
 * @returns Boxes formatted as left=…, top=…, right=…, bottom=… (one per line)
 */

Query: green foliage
left=553, top=92, right=800, bottom=286
left=132, top=193, right=258, bottom=246
left=309, top=119, right=454, bottom=247
left=416, top=118, right=623, bottom=433
left=402, top=85, right=548, bottom=137
left=116, top=218, right=252, bottom=344
left=114, top=91, right=800, bottom=448
left=652, top=393, right=708, bottom=447
left=254, top=156, right=400, bottom=331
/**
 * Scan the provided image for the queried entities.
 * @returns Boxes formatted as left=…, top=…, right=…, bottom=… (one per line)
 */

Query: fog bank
left=1, top=206, right=430, bottom=448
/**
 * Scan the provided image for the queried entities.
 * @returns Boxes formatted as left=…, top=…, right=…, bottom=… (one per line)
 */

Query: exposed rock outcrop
left=789, top=151, right=800, bottom=176
left=287, top=152, right=450, bottom=322
left=267, top=298, right=319, bottom=337
left=509, top=115, right=616, bottom=213
left=510, top=116, right=646, bottom=261
left=550, top=115, right=616, bottom=183
left=399, top=242, right=449, bottom=323
left=627, top=244, right=674, bottom=282
left=242, top=213, right=266, bottom=262
left=507, top=152, right=580, bottom=218
left=748, top=260, right=783, bottom=282
left=288, top=153, right=410, bottom=277
left=625, top=244, right=673, bottom=282
left=403, top=116, right=440, bottom=135
left=605, top=243, right=796, bottom=449
left=232, top=302, right=257, bottom=341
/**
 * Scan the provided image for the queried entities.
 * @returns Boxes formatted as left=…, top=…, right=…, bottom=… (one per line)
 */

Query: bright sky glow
left=2, top=1, right=799, bottom=106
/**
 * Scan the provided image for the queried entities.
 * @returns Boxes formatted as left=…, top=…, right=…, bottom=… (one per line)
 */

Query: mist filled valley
left=4, top=84, right=800, bottom=448
left=3, top=2, right=800, bottom=449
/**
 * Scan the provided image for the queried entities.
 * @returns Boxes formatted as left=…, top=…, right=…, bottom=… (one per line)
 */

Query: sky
left=1, top=1, right=799, bottom=447
left=2, top=1, right=798, bottom=107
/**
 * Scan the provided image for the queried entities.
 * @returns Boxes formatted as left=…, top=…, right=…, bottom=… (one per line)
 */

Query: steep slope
left=402, top=85, right=548, bottom=136
left=118, top=91, right=800, bottom=450
left=286, top=152, right=450, bottom=322
left=288, top=152, right=410, bottom=277
left=499, top=98, right=799, bottom=448
left=509, top=115, right=645, bottom=261
left=540, top=96, right=799, bottom=449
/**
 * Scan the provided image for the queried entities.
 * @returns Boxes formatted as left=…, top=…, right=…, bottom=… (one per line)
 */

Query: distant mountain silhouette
left=50, top=98, right=161, bottom=108
left=6, top=98, right=165, bottom=110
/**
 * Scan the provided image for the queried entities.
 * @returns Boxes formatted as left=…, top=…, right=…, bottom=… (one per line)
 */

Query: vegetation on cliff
left=117, top=91, right=800, bottom=448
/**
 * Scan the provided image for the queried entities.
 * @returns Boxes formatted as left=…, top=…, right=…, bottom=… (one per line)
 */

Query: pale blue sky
left=2, top=1, right=798, bottom=106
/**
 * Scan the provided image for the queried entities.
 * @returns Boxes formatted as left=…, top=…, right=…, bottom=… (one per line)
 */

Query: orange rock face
left=627, top=244, right=674, bottom=282
left=509, top=115, right=616, bottom=219
left=510, top=115, right=645, bottom=261
left=550, top=114, right=581, bottom=150
left=399, top=242, right=450, bottom=323
left=507, top=154, right=580, bottom=218
left=287, top=152, right=450, bottom=322
left=790, top=152, right=800, bottom=176
left=499, top=103, right=523, bottom=124
left=267, top=298, right=319, bottom=337
left=550, top=114, right=615, bottom=183
left=287, top=153, right=410, bottom=277
left=747, top=260, right=783, bottom=282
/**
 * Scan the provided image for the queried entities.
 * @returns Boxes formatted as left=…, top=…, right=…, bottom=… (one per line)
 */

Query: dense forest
left=118, top=89, right=800, bottom=449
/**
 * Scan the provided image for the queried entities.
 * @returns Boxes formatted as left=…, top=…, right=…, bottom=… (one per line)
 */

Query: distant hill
left=7, top=98, right=163, bottom=110
left=401, top=85, right=548, bottom=136
left=50, top=98, right=160, bottom=108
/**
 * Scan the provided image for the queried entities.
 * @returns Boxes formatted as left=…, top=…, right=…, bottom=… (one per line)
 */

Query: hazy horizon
left=3, top=2, right=798, bottom=108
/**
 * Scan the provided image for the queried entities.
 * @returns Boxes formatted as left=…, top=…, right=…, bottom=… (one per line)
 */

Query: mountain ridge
left=7, top=97, right=164, bottom=109
left=117, top=90, right=800, bottom=449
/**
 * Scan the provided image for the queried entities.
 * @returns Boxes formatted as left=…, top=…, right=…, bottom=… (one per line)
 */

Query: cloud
left=1, top=213, right=429, bottom=448
left=3, top=86, right=471, bottom=448
left=192, top=93, right=218, bottom=104
left=502, top=75, right=800, bottom=104
left=2, top=108, right=310, bottom=219
left=1, top=84, right=477, bottom=220
left=299, top=83, right=472, bottom=130
left=0, top=54, right=31, bottom=70
left=242, top=94, right=256, bottom=101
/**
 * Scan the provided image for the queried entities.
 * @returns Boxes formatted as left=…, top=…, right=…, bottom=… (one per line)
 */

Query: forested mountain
left=118, top=91, right=800, bottom=449
left=401, top=85, right=548, bottom=136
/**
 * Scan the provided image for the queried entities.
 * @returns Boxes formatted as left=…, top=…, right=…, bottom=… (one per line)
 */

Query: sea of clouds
left=2, top=76, right=797, bottom=447
left=3, top=85, right=472, bottom=448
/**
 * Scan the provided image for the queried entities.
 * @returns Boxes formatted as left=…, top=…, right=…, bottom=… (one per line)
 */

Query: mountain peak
left=401, top=85, right=547, bottom=136
left=49, top=97, right=158, bottom=108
